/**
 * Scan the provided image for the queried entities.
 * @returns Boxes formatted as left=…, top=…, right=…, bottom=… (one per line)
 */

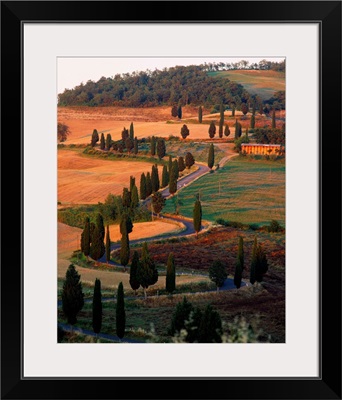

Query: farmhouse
left=241, top=143, right=283, bottom=155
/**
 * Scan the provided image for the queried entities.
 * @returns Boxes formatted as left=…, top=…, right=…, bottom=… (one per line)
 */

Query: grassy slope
left=164, top=156, right=285, bottom=226
left=209, top=70, right=285, bottom=101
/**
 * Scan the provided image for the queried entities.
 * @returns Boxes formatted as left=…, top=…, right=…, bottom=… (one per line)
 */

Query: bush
left=267, top=220, right=283, bottom=232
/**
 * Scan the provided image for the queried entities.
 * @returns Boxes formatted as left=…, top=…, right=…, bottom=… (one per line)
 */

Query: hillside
left=209, top=69, right=285, bottom=101
left=58, top=64, right=250, bottom=108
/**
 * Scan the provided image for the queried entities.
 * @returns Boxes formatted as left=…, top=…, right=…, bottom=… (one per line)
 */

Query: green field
left=209, top=70, right=285, bottom=101
left=164, top=156, right=285, bottom=226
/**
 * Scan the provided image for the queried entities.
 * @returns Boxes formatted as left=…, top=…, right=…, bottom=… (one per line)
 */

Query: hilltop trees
left=92, top=278, right=102, bottom=336
left=209, top=260, right=227, bottom=291
left=166, top=253, right=176, bottom=294
left=91, top=129, right=99, bottom=147
left=198, top=106, right=203, bottom=123
left=157, top=138, right=166, bottom=159
left=137, top=242, right=158, bottom=298
left=208, top=121, right=216, bottom=138
left=185, top=152, right=195, bottom=169
left=62, top=264, right=84, bottom=326
left=58, top=122, right=71, bottom=142
left=208, top=143, right=215, bottom=169
left=116, top=282, right=126, bottom=339
left=234, top=236, right=244, bottom=289
left=129, top=251, right=140, bottom=295
left=193, top=199, right=202, bottom=238
left=180, top=124, right=190, bottom=139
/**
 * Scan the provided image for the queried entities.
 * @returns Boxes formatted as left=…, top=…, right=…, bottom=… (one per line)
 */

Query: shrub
left=267, top=220, right=283, bottom=232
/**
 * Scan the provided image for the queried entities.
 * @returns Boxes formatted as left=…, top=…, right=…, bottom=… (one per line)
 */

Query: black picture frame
left=1, top=1, right=341, bottom=399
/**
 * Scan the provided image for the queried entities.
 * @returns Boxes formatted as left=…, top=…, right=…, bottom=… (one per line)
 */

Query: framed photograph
left=1, top=1, right=341, bottom=399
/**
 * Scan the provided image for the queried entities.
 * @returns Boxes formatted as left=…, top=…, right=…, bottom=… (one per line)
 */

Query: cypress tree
left=122, top=188, right=131, bottom=209
left=252, top=103, right=256, bottom=116
left=121, top=127, right=129, bottom=145
left=219, top=121, right=224, bottom=138
left=169, top=169, right=177, bottom=195
left=250, top=236, right=258, bottom=285
left=89, top=222, right=96, bottom=243
left=120, top=212, right=133, bottom=235
left=251, top=114, right=255, bottom=129
left=62, top=264, right=84, bottom=326
left=166, top=253, right=176, bottom=294
left=178, top=156, right=185, bottom=172
left=106, top=133, right=112, bottom=150
left=157, top=138, right=166, bottom=159
left=208, top=143, right=215, bottom=169
left=125, top=137, right=133, bottom=153
left=169, top=297, right=194, bottom=336
left=100, top=133, right=105, bottom=150
left=234, top=236, right=244, bottom=289
left=171, top=105, right=178, bottom=117
left=133, top=137, right=138, bottom=154
left=161, top=165, right=169, bottom=188
left=116, top=282, right=126, bottom=339
left=255, top=244, right=268, bottom=283
left=224, top=124, right=230, bottom=137
left=129, top=251, right=140, bottom=295
left=90, top=225, right=105, bottom=260
left=151, top=165, right=160, bottom=193
left=198, top=304, right=222, bottom=343
left=96, top=213, right=105, bottom=241
left=193, top=200, right=202, bottom=238
left=91, top=129, right=99, bottom=147
left=198, top=106, right=203, bottom=123
left=120, top=225, right=130, bottom=269
left=92, top=278, right=102, bottom=335
left=129, top=122, right=134, bottom=140
left=234, top=119, right=239, bottom=139
left=272, top=109, right=276, bottom=129
left=81, top=217, right=90, bottom=260
left=185, top=152, right=195, bottom=169
left=209, top=260, right=227, bottom=291
left=180, top=124, right=190, bottom=139
left=105, top=225, right=111, bottom=264
left=219, top=103, right=224, bottom=137
left=131, top=185, right=139, bottom=208
left=168, top=155, right=173, bottom=174
left=232, top=105, right=235, bottom=117
left=150, top=136, right=156, bottom=156
left=177, top=105, right=182, bottom=119
left=172, top=160, right=179, bottom=180
left=137, top=242, right=158, bottom=298
left=146, top=172, right=152, bottom=197
left=208, top=121, right=216, bottom=138
left=140, top=173, right=147, bottom=200
left=130, top=176, right=135, bottom=192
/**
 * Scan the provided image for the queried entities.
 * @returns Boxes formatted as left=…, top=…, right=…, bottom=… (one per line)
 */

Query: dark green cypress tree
left=234, top=119, right=239, bottom=139
left=90, top=225, right=105, bottom=260
left=209, top=260, right=227, bottom=291
left=131, top=185, right=139, bottom=209
left=105, top=225, right=111, bottom=264
left=234, top=236, right=244, bottom=289
left=92, top=278, right=102, bottom=335
left=137, top=242, right=158, bottom=298
left=151, top=165, right=160, bottom=193
left=96, top=213, right=105, bottom=241
left=169, top=173, right=177, bottom=195
left=224, top=124, right=230, bottom=137
left=232, top=105, right=235, bottom=117
left=180, top=124, right=190, bottom=139
left=171, top=105, right=178, bottom=117
left=62, top=264, right=84, bottom=326
left=81, top=216, right=90, bottom=260
left=272, top=109, right=276, bottom=129
left=168, top=155, right=172, bottom=175
left=208, top=121, right=216, bottom=138
left=157, top=138, right=166, bottom=159
left=140, top=173, right=147, bottom=200
left=177, top=105, right=182, bottom=119
left=125, top=137, right=133, bottom=153
left=219, top=121, right=224, bottom=138
left=161, top=165, right=169, bottom=188
left=130, top=176, right=135, bottom=192
left=255, top=244, right=268, bottom=282
left=120, top=212, right=133, bottom=235
left=121, top=127, right=129, bottom=146
left=133, top=137, right=138, bottom=155
left=185, top=152, right=195, bottom=169
left=89, top=222, right=96, bottom=243
left=250, top=236, right=258, bottom=285
left=172, top=160, right=179, bottom=180
left=100, top=133, right=105, bottom=150
left=150, top=136, right=156, bottom=156
left=219, top=103, right=224, bottom=137
left=91, top=129, right=99, bottom=147
left=122, top=187, right=131, bottom=209
left=106, top=133, right=112, bottom=150
left=146, top=172, right=152, bottom=197
left=198, top=304, right=222, bottom=343
left=251, top=114, right=255, bottom=129
left=129, top=122, right=134, bottom=140
left=169, top=297, right=194, bottom=336
left=208, top=143, right=215, bottom=169
left=116, top=282, right=126, bottom=339
left=198, top=106, right=203, bottom=123
left=129, top=251, right=140, bottom=295
left=166, top=252, right=176, bottom=294
left=178, top=156, right=186, bottom=172
left=120, top=225, right=130, bottom=269
left=193, top=200, right=202, bottom=238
